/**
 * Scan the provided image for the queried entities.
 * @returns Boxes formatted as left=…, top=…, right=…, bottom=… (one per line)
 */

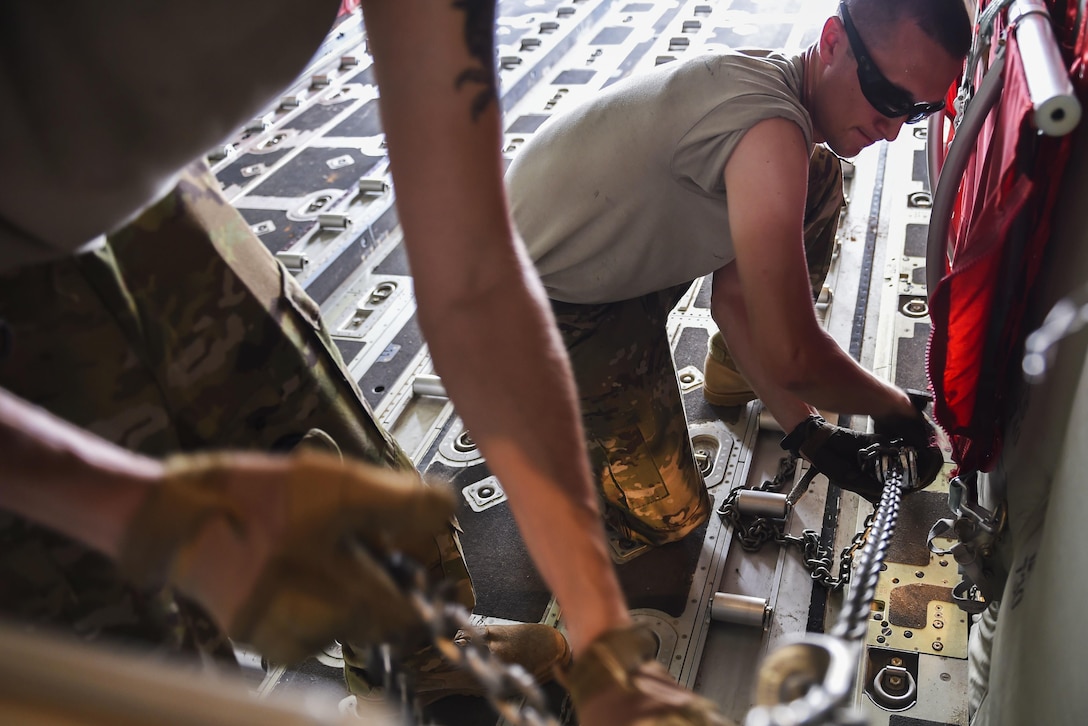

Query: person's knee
left=605, top=486, right=711, bottom=546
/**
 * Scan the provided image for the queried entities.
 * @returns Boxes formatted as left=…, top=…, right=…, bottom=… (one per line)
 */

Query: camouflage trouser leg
left=551, top=284, right=711, bottom=547
left=0, top=161, right=473, bottom=660
left=0, top=247, right=225, bottom=658
left=107, top=163, right=474, bottom=611
left=802, top=145, right=846, bottom=300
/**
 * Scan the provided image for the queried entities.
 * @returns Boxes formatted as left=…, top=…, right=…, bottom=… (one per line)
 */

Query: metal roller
left=358, top=178, right=389, bottom=195
left=413, top=374, right=448, bottom=398
left=275, top=251, right=308, bottom=271
left=710, top=593, right=771, bottom=629
left=318, top=213, right=350, bottom=231
left=735, top=490, right=789, bottom=519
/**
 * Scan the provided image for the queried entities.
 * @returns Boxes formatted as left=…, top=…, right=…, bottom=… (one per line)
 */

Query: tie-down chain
left=742, top=444, right=917, bottom=726
left=360, top=553, right=559, bottom=726
left=362, top=445, right=914, bottom=726
left=717, top=456, right=872, bottom=591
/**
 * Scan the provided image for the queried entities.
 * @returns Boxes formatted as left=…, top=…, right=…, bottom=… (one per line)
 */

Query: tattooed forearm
left=451, top=0, right=497, bottom=121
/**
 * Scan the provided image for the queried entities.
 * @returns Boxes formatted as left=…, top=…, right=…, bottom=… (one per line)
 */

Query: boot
left=703, top=332, right=757, bottom=407
left=345, top=623, right=571, bottom=708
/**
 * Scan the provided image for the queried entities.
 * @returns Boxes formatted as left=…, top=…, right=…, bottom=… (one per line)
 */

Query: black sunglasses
left=838, top=2, right=945, bottom=124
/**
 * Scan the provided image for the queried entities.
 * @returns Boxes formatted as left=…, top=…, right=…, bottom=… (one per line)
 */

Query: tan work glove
left=116, top=449, right=453, bottom=664
left=566, top=625, right=736, bottom=726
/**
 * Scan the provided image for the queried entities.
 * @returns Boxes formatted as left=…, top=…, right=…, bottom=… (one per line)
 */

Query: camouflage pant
left=550, top=146, right=844, bottom=547
left=0, top=162, right=473, bottom=664
left=801, top=146, right=845, bottom=299
left=553, top=285, right=710, bottom=547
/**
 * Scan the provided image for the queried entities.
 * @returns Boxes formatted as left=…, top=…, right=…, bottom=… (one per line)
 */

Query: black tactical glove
left=872, top=389, right=944, bottom=491
left=780, top=415, right=886, bottom=503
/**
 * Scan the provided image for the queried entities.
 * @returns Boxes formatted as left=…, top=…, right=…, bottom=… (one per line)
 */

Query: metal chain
left=369, top=450, right=906, bottom=725
left=369, top=451, right=866, bottom=723
left=783, top=524, right=872, bottom=592
left=369, top=554, right=559, bottom=726
left=717, top=456, right=872, bottom=591
left=831, top=448, right=907, bottom=642
left=744, top=446, right=916, bottom=726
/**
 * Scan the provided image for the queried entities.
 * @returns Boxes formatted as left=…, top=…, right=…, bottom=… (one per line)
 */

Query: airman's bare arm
left=712, top=117, right=915, bottom=432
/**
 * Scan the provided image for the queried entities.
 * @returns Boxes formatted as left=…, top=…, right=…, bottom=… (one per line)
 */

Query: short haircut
left=845, top=0, right=973, bottom=59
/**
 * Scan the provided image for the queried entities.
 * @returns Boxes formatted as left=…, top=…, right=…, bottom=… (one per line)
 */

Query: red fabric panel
left=927, top=2, right=1085, bottom=473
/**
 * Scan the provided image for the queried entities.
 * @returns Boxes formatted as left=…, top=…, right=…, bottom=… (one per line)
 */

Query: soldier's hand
left=873, top=390, right=944, bottom=491
left=566, top=625, right=736, bottom=726
left=116, top=449, right=454, bottom=664
left=780, top=415, right=887, bottom=503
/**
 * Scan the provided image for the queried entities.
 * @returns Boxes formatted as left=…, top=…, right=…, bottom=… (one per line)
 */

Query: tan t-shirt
left=507, top=50, right=813, bottom=304
left=0, top=0, right=340, bottom=273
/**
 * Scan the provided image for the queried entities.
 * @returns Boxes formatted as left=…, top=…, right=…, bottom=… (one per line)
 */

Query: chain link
left=367, top=554, right=560, bottom=726
left=716, top=455, right=872, bottom=591
left=831, top=448, right=908, bottom=642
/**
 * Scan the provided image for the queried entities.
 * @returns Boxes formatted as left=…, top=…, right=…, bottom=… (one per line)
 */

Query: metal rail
left=1010, top=0, right=1082, bottom=136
